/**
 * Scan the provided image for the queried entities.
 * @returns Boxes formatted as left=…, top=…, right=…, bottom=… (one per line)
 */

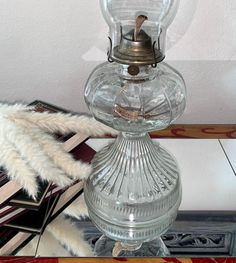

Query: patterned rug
left=1, top=257, right=236, bottom=263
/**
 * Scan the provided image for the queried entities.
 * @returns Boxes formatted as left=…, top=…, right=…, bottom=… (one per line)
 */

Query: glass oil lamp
left=84, top=0, right=186, bottom=256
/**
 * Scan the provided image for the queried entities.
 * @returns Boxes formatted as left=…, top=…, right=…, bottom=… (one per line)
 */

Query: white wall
left=0, top=0, right=235, bottom=124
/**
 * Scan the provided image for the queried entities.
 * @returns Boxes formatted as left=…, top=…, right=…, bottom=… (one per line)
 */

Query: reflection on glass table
left=1, top=138, right=236, bottom=257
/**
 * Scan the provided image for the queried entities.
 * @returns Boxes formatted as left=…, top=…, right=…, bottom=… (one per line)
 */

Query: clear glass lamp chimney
left=84, top=0, right=186, bottom=257
left=100, top=0, right=180, bottom=65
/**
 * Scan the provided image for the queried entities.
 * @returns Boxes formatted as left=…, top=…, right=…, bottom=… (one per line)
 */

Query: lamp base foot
left=94, top=235, right=170, bottom=257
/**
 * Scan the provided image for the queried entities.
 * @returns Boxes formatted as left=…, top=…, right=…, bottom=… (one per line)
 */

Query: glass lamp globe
left=84, top=0, right=186, bottom=257
left=100, top=0, right=180, bottom=65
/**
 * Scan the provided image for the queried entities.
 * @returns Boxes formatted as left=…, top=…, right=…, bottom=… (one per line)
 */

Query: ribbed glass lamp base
left=85, top=132, right=182, bottom=251
left=94, top=235, right=170, bottom=257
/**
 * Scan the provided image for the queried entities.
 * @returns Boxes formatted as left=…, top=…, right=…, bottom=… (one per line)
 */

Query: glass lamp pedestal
left=84, top=132, right=181, bottom=257
left=84, top=0, right=186, bottom=256
left=94, top=235, right=170, bottom=257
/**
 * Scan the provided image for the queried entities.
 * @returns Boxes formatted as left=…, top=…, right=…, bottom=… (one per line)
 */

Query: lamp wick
left=134, top=15, right=148, bottom=41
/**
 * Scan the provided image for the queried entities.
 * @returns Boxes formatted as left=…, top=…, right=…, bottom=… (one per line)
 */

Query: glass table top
left=1, top=138, right=236, bottom=257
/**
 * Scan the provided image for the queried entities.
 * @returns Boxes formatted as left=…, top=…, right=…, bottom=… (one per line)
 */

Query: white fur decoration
left=0, top=102, right=109, bottom=256
left=64, top=193, right=89, bottom=219
left=0, top=102, right=34, bottom=114
left=0, top=134, right=38, bottom=198
left=0, top=102, right=117, bottom=198
left=17, top=215, right=93, bottom=257
left=17, top=229, right=72, bottom=257
left=9, top=111, right=118, bottom=137
left=24, top=126, right=92, bottom=180
left=47, top=215, right=93, bottom=257
left=3, top=117, right=74, bottom=190
left=17, top=195, right=92, bottom=257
